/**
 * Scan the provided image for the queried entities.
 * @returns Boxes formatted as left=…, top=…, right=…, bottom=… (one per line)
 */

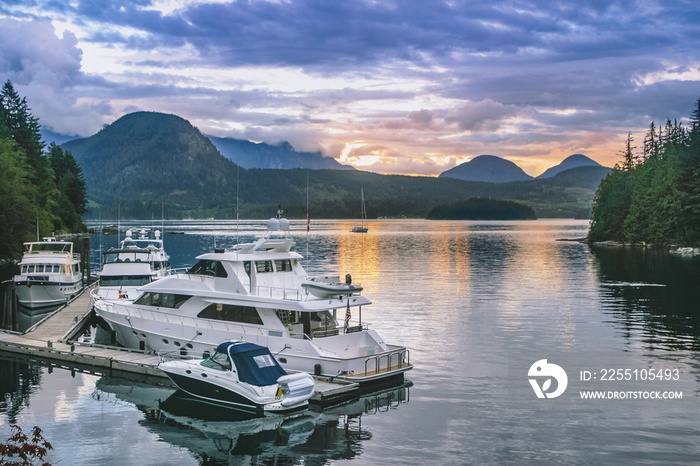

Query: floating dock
left=0, top=286, right=360, bottom=407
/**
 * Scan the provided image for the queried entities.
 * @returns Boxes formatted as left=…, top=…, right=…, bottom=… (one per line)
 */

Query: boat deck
left=0, top=287, right=361, bottom=407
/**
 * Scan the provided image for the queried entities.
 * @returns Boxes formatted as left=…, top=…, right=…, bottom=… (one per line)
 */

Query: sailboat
left=351, top=188, right=368, bottom=233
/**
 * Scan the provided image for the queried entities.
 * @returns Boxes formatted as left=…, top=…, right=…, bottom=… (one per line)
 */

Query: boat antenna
left=236, top=164, right=240, bottom=259
left=306, top=169, right=310, bottom=259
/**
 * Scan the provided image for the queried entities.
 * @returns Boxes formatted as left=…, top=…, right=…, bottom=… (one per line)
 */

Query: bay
left=2, top=219, right=699, bottom=465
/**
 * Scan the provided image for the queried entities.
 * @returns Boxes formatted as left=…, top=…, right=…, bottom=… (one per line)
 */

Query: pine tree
left=48, top=143, right=88, bottom=231
left=620, top=132, right=637, bottom=170
left=1, top=81, right=46, bottom=183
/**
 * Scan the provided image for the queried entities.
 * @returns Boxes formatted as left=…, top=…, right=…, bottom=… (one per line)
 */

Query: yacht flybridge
left=93, top=217, right=411, bottom=385
left=91, top=228, right=171, bottom=302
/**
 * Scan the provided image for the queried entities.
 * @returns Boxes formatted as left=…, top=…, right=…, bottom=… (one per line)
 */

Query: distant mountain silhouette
left=537, top=154, right=602, bottom=179
left=208, top=136, right=353, bottom=170
left=439, top=155, right=534, bottom=183
left=57, top=110, right=611, bottom=219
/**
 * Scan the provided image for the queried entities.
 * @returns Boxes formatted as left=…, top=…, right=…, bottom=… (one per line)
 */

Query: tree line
left=588, top=97, right=700, bottom=246
left=426, top=198, right=537, bottom=220
left=0, top=80, right=87, bottom=260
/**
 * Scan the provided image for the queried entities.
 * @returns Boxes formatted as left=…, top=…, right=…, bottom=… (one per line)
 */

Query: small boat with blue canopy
left=158, top=341, right=315, bottom=415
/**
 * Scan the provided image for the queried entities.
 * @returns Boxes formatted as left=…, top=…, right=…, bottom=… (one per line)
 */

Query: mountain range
left=207, top=136, right=353, bottom=170
left=58, top=111, right=611, bottom=219
left=439, top=153, right=603, bottom=183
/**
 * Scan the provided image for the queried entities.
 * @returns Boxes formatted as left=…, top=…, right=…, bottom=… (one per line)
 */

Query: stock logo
left=528, top=359, right=568, bottom=399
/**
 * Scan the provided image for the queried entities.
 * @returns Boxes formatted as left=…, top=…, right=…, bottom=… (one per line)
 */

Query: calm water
left=2, top=219, right=700, bottom=465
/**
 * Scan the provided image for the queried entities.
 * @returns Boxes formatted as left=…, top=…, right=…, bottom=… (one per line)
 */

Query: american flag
left=344, top=300, right=351, bottom=330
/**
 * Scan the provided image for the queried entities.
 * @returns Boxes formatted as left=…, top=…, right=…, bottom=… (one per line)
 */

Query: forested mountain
left=62, top=112, right=240, bottom=211
left=439, top=155, right=533, bottom=183
left=537, top=154, right=602, bottom=179
left=59, top=111, right=608, bottom=220
left=208, top=136, right=353, bottom=170
left=589, top=98, right=700, bottom=246
left=0, top=81, right=87, bottom=260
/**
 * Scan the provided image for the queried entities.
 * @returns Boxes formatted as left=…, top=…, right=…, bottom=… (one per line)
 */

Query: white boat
left=159, top=341, right=315, bottom=415
left=301, top=275, right=363, bottom=299
left=94, top=217, right=412, bottom=385
left=351, top=188, right=368, bottom=233
left=90, top=228, right=171, bottom=302
left=13, top=237, right=83, bottom=315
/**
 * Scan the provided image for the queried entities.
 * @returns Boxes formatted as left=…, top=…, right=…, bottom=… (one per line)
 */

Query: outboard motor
left=345, top=273, right=352, bottom=285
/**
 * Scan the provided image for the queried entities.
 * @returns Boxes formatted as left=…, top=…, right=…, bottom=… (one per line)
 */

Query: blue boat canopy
left=216, top=342, right=287, bottom=386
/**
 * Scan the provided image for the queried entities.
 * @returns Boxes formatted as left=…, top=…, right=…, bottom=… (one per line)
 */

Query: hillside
left=60, top=111, right=610, bottom=219
left=208, top=136, right=353, bottom=170
left=62, top=112, right=240, bottom=209
left=439, top=155, right=534, bottom=183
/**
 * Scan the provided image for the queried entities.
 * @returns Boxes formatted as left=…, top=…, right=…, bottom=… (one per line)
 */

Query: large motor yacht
left=14, top=237, right=83, bottom=315
left=91, top=228, right=171, bottom=302
left=94, top=218, right=411, bottom=385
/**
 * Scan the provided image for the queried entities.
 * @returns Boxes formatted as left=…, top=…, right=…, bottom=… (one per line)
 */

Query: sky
left=1, top=0, right=699, bottom=176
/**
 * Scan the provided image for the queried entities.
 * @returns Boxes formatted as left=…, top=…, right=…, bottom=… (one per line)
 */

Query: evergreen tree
left=590, top=96, right=700, bottom=246
left=0, top=80, right=55, bottom=236
left=643, top=121, right=659, bottom=160
left=0, top=137, right=36, bottom=258
left=677, top=98, right=700, bottom=244
left=1, top=81, right=46, bottom=184
left=48, top=143, right=88, bottom=231
left=620, top=132, right=637, bottom=170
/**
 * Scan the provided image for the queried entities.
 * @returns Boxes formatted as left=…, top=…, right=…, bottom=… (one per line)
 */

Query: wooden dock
left=0, top=286, right=359, bottom=407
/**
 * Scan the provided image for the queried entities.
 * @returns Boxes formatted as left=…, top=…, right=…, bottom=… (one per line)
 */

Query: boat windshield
left=201, top=350, right=231, bottom=371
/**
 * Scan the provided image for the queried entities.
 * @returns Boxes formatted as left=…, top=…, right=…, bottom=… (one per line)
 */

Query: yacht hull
left=95, top=302, right=411, bottom=385
left=14, top=279, right=82, bottom=315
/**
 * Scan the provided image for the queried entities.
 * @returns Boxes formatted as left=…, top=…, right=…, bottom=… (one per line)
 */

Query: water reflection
left=94, top=377, right=409, bottom=465
left=0, top=357, right=43, bottom=423
left=0, top=351, right=409, bottom=465
left=590, top=244, right=700, bottom=350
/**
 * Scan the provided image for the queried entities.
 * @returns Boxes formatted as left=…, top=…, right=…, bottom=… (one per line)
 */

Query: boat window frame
left=274, top=259, right=293, bottom=272
left=255, top=260, right=273, bottom=273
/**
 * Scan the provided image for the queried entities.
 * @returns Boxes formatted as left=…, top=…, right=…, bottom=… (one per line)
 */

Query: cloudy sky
left=1, top=0, right=699, bottom=176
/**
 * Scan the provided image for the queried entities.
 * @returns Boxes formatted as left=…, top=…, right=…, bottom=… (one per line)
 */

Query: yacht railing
left=363, top=348, right=411, bottom=376
left=250, top=284, right=305, bottom=301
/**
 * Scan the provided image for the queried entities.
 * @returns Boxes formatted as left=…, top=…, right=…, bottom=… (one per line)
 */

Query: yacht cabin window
left=187, top=260, right=228, bottom=278
left=274, top=259, right=293, bottom=272
left=198, top=303, right=264, bottom=325
left=134, top=292, right=190, bottom=309
left=255, top=260, right=273, bottom=273
left=101, top=275, right=152, bottom=286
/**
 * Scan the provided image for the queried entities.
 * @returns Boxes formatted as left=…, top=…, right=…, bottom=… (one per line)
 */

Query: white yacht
left=94, top=218, right=411, bottom=385
left=14, top=237, right=83, bottom=314
left=91, top=229, right=171, bottom=302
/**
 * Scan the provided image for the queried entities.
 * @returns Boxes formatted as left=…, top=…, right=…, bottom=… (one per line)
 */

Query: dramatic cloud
left=1, top=0, right=699, bottom=175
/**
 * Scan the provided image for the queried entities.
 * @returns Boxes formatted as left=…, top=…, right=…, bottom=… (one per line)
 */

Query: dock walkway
left=0, top=286, right=359, bottom=407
